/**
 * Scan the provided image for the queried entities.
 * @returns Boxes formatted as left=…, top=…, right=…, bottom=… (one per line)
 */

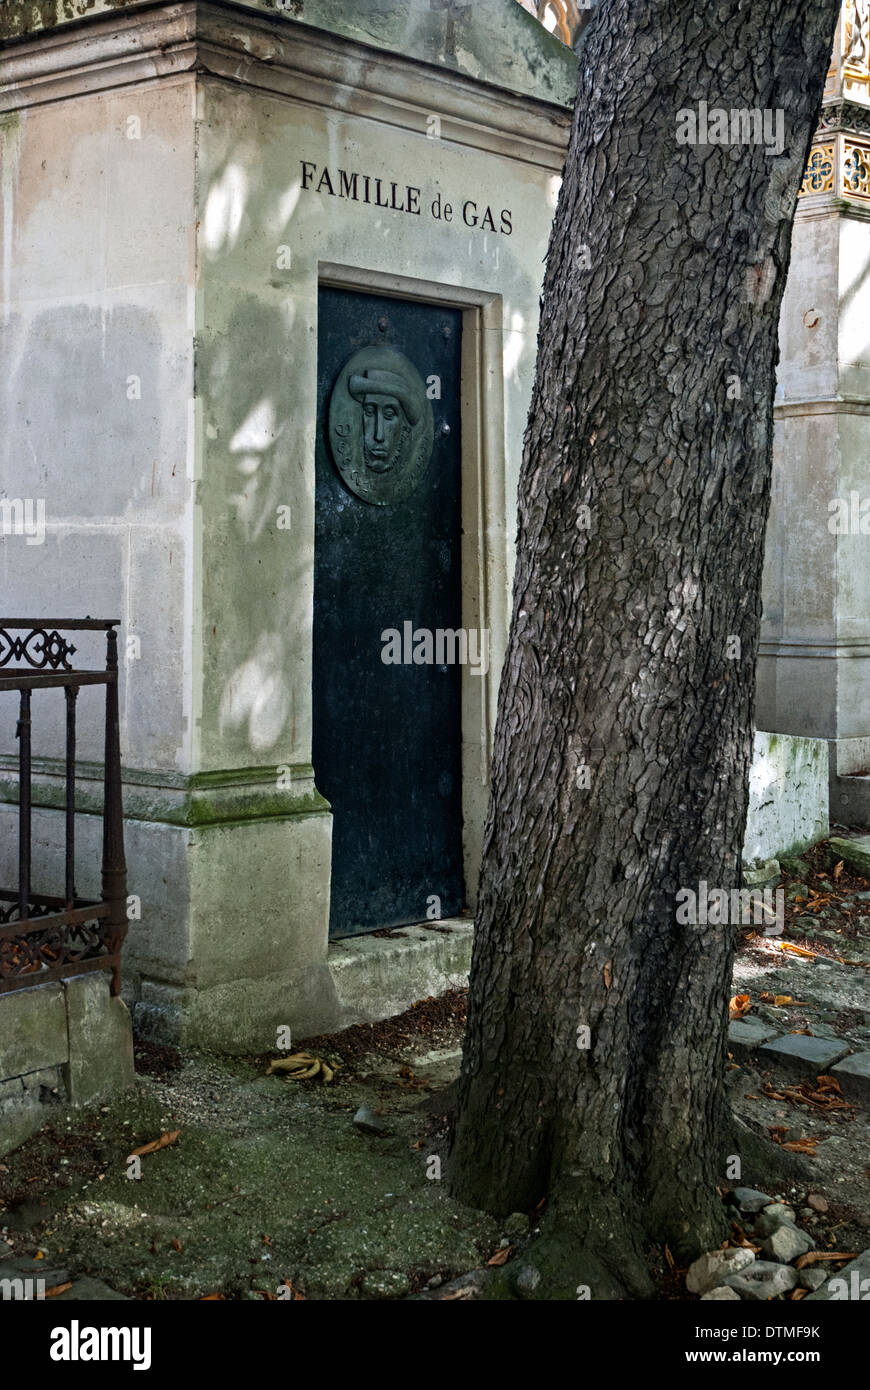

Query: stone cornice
left=0, top=0, right=572, bottom=169
left=818, top=98, right=870, bottom=136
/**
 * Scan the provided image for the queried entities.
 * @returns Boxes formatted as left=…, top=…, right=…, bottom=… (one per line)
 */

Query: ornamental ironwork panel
left=0, top=620, right=127, bottom=996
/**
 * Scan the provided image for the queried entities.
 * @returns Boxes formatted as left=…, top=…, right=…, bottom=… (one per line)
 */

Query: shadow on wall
left=198, top=295, right=302, bottom=760
left=1, top=304, right=166, bottom=763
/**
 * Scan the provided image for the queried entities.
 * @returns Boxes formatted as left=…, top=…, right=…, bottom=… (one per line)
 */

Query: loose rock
left=729, top=1187, right=774, bottom=1214
left=503, top=1212, right=530, bottom=1238
left=754, top=1203, right=797, bottom=1237
left=761, top=1224, right=815, bottom=1264
left=805, top=1249, right=870, bottom=1300
left=514, top=1264, right=542, bottom=1298
left=724, top=1261, right=799, bottom=1300
left=686, top=1247, right=755, bottom=1295
left=352, top=1105, right=387, bottom=1136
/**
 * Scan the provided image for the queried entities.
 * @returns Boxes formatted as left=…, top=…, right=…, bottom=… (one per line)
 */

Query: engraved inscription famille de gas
left=300, top=161, right=514, bottom=235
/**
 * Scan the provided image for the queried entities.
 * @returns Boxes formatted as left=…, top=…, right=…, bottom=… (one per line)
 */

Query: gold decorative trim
left=843, top=137, right=870, bottom=195
left=798, top=134, right=870, bottom=200
left=800, top=143, right=836, bottom=195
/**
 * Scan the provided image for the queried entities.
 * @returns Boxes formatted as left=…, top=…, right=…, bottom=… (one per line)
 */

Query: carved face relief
left=328, top=347, right=434, bottom=505
left=360, top=394, right=407, bottom=473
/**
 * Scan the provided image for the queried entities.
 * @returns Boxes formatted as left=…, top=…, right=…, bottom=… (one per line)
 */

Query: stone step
left=830, top=1052, right=870, bottom=1107
left=727, top=1018, right=781, bottom=1058
left=758, top=1033, right=850, bottom=1078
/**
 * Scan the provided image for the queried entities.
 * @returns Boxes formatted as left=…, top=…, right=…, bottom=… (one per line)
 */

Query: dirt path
left=1, top=838, right=869, bottom=1300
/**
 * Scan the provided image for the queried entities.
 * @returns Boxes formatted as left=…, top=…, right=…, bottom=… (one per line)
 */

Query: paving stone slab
left=759, top=1033, right=850, bottom=1078
left=828, top=836, right=870, bottom=878
left=830, top=1052, right=870, bottom=1107
left=728, top=1018, right=781, bottom=1058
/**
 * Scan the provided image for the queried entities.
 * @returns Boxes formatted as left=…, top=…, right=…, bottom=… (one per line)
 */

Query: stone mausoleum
left=0, top=0, right=868, bottom=1056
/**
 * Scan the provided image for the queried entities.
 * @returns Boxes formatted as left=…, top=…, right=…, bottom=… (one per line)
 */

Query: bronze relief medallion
left=327, top=346, right=435, bottom=506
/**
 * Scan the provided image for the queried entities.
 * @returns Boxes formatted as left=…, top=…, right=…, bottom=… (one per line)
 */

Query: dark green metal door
left=313, top=287, right=464, bottom=938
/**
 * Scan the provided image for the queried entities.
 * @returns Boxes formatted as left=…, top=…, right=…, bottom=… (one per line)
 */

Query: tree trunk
left=450, top=0, right=841, bottom=1297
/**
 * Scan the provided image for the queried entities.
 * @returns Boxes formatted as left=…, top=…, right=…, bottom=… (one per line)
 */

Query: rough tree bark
left=450, top=0, right=842, bottom=1297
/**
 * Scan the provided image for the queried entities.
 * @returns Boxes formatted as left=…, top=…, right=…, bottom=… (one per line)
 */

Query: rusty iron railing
left=0, top=620, right=127, bottom=996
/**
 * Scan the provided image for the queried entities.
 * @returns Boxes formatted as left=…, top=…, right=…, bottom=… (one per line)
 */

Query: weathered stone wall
left=0, top=973, right=134, bottom=1156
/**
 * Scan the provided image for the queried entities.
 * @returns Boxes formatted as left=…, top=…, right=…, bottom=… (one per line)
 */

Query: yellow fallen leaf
left=729, top=994, right=751, bottom=1019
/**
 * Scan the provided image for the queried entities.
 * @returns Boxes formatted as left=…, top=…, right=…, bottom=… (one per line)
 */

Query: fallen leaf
left=833, top=860, right=844, bottom=881
left=266, top=1054, right=316, bottom=1075
left=815, top=1076, right=842, bottom=1094
left=45, top=1282, right=72, bottom=1298
left=781, top=1137, right=818, bottom=1154
left=200, top=1293, right=226, bottom=1300
left=794, top=1251, right=857, bottom=1269
left=487, top=1247, right=512, bottom=1267
left=729, top=994, right=751, bottom=1019
left=171, top=1237, right=182, bottom=1253
left=773, top=995, right=792, bottom=1007
left=790, top=1288, right=808, bottom=1300
left=129, top=1130, right=180, bottom=1159
left=763, top=1080, right=851, bottom=1114
left=778, top=942, right=816, bottom=959
left=603, top=962, right=612, bottom=990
